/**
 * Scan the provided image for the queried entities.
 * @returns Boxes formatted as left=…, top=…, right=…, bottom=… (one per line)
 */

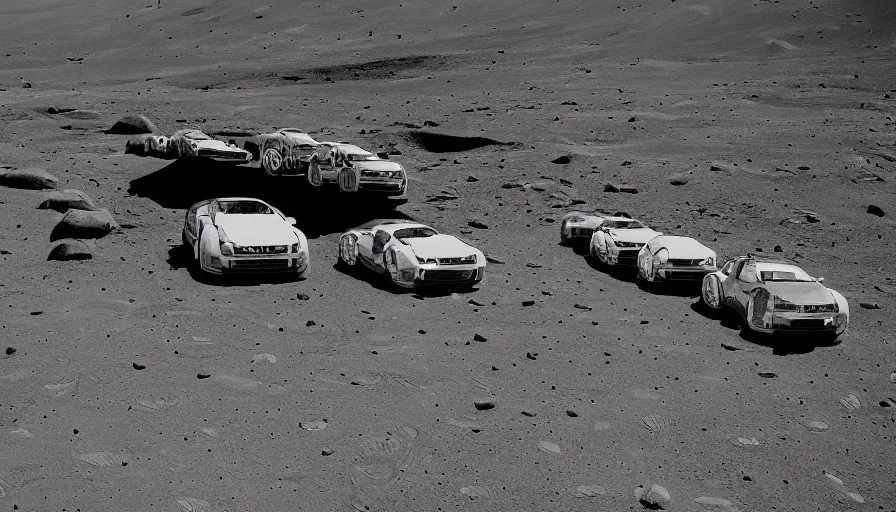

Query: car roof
left=323, top=142, right=370, bottom=153
left=277, top=127, right=306, bottom=133
left=356, top=218, right=409, bottom=230
left=747, top=253, right=799, bottom=265
left=603, top=216, right=640, bottom=223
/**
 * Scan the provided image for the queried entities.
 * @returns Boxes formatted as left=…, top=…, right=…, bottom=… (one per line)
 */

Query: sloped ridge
left=282, top=55, right=460, bottom=83
left=404, top=131, right=513, bottom=153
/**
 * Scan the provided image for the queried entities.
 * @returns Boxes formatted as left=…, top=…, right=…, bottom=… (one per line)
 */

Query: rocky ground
left=0, top=0, right=894, bottom=510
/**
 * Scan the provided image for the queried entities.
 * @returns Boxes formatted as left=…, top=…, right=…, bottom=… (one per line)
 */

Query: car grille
left=230, top=259, right=290, bottom=270
left=665, top=270, right=708, bottom=280
left=437, top=257, right=474, bottom=265
left=234, top=245, right=288, bottom=255
left=198, top=148, right=246, bottom=160
left=617, top=249, right=639, bottom=264
left=668, top=259, right=703, bottom=267
left=359, top=181, right=403, bottom=192
left=571, top=227, right=593, bottom=237
left=788, top=318, right=828, bottom=329
left=423, top=269, right=475, bottom=282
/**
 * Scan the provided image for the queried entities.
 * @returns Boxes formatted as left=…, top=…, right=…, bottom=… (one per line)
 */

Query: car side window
left=372, top=230, right=391, bottom=256
left=720, top=260, right=734, bottom=276
left=737, top=262, right=758, bottom=283
left=186, top=209, right=197, bottom=235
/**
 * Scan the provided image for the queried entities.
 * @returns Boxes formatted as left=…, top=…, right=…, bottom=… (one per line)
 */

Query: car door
left=355, top=230, right=375, bottom=262
left=183, top=201, right=209, bottom=254
left=371, top=230, right=391, bottom=268
left=731, top=260, right=760, bottom=317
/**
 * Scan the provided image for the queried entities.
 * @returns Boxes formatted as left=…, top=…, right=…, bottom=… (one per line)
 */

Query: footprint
left=299, top=419, right=328, bottom=431
left=176, top=497, right=214, bottom=512
left=571, top=484, right=607, bottom=498
left=460, top=485, right=493, bottom=499
left=78, top=452, right=122, bottom=467
left=10, top=428, right=33, bottom=438
left=695, top=496, right=743, bottom=511
left=642, top=414, right=674, bottom=434
left=252, top=353, right=277, bottom=364
left=131, top=390, right=186, bottom=412
left=806, top=420, right=830, bottom=433
left=43, top=372, right=79, bottom=398
left=537, top=440, right=561, bottom=454
left=349, top=423, right=425, bottom=496
left=839, top=393, right=863, bottom=411
left=593, top=421, right=611, bottom=431
left=447, top=417, right=482, bottom=431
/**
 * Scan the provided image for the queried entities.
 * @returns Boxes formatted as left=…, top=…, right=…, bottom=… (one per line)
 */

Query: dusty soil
left=1, top=0, right=895, bottom=510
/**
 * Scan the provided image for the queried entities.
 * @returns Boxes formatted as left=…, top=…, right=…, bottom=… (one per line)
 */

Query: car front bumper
left=218, top=252, right=308, bottom=274
left=390, top=264, right=484, bottom=288
left=655, top=264, right=717, bottom=281
left=607, top=247, right=641, bottom=266
left=356, top=178, right=408, bottom=201
left=749, top=311, right=848, bottom=335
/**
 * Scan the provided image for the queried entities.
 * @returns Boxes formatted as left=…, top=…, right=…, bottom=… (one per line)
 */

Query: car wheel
left=596, top=245, right=609, bottom=266
left=338, top=235, right=360, bottom=269
left=308, top=160, right=322, bottom=186
left=383, top=250, right=400, bottom=287
left=701, top=275, right=722, bottom=309
left=261, top=148, right=283, bottom=176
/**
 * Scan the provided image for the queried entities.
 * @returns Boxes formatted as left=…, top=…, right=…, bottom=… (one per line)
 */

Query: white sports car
left=636, top=235, right=717, bottom=283
left=169, top=129, right=253, bottom=163
left=337, top=220, right=485, bottom=289
left=250, top=128, right=321, bottom=176
left=182, top=198, right=309, bottom=275
left=308, top=142, right=408, bottom=203
left=701, top=255, right=849, bottom=339
left=559, top=210, right=633, bottom=245
left=589, top=217, right=661, bottom=267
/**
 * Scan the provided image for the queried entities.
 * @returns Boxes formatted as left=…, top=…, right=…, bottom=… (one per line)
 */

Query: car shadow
left=331, top=262, right=481, bottom=297
left=688, top=299, right=841, bottom=355
left=166, top=244, right=306, bottom=286
left=585, top=256, right=699, bottom=297
left=128, top=159, right=414, bottom=238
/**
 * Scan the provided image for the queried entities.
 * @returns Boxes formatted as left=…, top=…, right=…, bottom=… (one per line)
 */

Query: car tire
left=308, top=160, right=322, bottom=186
left=595, top=245, right=609, bottom=267
left=337, top=234, right=361, bottom=270
left=701, top=275, right=723, bottom=309
left=383, top=250, right=401, bottom=288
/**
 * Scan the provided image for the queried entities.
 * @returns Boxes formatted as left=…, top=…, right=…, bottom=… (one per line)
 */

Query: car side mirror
left=285, top=217, right=297, bottom=226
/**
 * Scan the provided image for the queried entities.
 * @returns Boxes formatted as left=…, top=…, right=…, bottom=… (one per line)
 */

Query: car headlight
left=614, top=241, right=641, bottom=248
left=460, top=255, right=477, bottom=264
left=291, top=243, right=300, bottom=253
left=773, top=296, right=799, bottom=311
left=220, top=242, right=234, bottom=256
left=416, top=256, right=437, bottom=264
left=699, top=256, right=715, bottom=267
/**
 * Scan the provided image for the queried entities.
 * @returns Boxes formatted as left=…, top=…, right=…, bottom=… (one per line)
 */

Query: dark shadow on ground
left=129, top=159, right=413, bottom=238
left=582, top=253, right=699, bottom=298
left=166, top=244, right=306, bottom=286
left=332, top=262, right=481, bottom=297
left=689, top=299, right=841, bottom=355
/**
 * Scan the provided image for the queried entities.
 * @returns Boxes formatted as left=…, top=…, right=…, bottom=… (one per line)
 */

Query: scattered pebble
left=468, top=220, right=489, bottom=229
left=5, top=347, right=15, bottom=355
left=551, top=155, right=571, bottom=164
left=859, top=302, right=881, bottom=310
left=522, top=300, right=535, bottom=307
left=473, top=334, right=487, bottom=342
left=132, top=362, right=146, bottom=370
left=474, top=399, right=495, bottom=411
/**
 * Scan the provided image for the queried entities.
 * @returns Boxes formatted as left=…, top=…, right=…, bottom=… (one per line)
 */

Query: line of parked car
left=127, top=128, right=408, bottom=204
left=559, top=210, right=850, bottom=341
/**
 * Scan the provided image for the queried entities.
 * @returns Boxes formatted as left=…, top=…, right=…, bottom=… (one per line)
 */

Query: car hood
left=659, top=239, right=714, bottom=259
left=196, top=139, right=239, bottom=151
left=405, top=235, right=475, bottom=260
left=354, top=160, right=401, bottom=172
left=607, top=228, right=658, bottom=244
left=764, top=281, right=834, bottom=305
left=215, top=214, right=297, bottom=246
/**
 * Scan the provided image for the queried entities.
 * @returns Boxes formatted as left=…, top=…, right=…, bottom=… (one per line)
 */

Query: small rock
left=5, top=347, right=15, bottom=355
left=466, top=175, right=479, bottom=182
left=0, top=167, right=58, bottom=190
left=468, top=220, right=489, bottom=229
left=47, top=106, right=60, bottom=114
left=721, top=342, right=743, bottom=351
left=296, top=293, right=310, bottom=300
left=573, top=303, right=592, bottom=311
left=321, top=447, right=334, bottom=456
left=669, top=173, right=690, bottom=185
left=473, top=334, right=487, bottom=342
left=521, top=410, right=536, bottom=417
left=468, top=299, right=485, bottom=306
left=133, top=362, right=146, bottom=370
left=474, top=400, right=495, bottom=411
left=306, top=320, right=316, bottom=326
left=636, top=484, right=671, bottom=509
left=50, top=209, right=118, bottom=241
left=501, top=182, right=523, bottom=189
left=859, top=302, right=881, bottom=310
left=758, top=372, right=777, bottom=378
left=47, top=239, right=93, bottom=261
left=197, top=373, right=211, bottom=379
left=522, top=300, right=535, bottom=307
left=867, top=205, right=885, bottom=217
left=566, top=410, right=578, bottom=417
left=627, top=116, right=638, bottom=122
left=551, top=155, right=571, bottom=164
left=526, top=352, right=537, bottom=360
left=773, top=245, right=783, bottom=252
left=526, top=262, right=542, bottom=268
left=605, top=183, right=638, bottom=194
left=105, top=114, right=160, bottom=135
left=423, top=120, right=440, bottom=127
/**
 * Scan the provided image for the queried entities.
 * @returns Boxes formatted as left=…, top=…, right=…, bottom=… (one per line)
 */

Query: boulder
left=636, top=484, right=671, bottom=509
left=605, top=183, right=639, bottom=194
left=37, top=189, right=97, bottom=212
left=0, top=167, right=58, bottom=190
left=105, top=114, right=159, bottom=135
left=551, top=155, right=571, bottom=164
left=47, top=239, right=93, bottom=261
left=669, top=173, right=690, bottom=185
left=50, top=209, right=119, bottom=241
left=868, top=205, right=885, bottom=217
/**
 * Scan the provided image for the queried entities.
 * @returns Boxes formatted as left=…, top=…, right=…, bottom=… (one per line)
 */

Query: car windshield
left=347, top=153, right=375, bottom=161
left=393, top=227, right=437, bottom=240
left=603, top=220, right=646, bottom=229
left=216, top=201, right=274, bottom=215
left=185, top=131, right=212, bottom=140
left=756, top=263, right=814, bottom=282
